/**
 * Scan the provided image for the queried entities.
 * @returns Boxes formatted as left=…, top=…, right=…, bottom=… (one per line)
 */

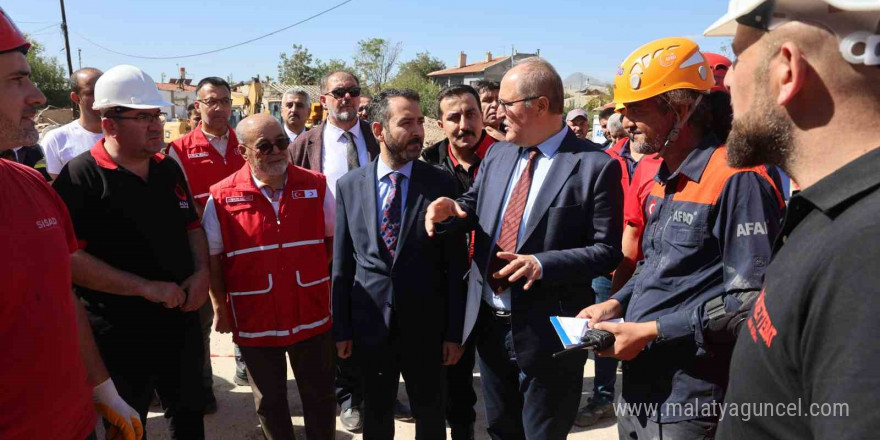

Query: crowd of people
left=3, top=1, right=880, bottom=439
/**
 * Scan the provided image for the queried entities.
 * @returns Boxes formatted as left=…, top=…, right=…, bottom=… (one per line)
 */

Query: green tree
left=25, top=36, right=68, bottom=108
left=397, top=51, right=445, bottom=79
left=314, top=58, right=352, bottom=82
left=277, top=44, right=320, bottom=85
left=385, top=70, right=440, bottom=119
left=354, top=38, right=403, bottom=93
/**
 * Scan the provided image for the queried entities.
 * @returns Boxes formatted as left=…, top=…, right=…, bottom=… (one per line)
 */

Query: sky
left=7, top=0, right=732, bottom=85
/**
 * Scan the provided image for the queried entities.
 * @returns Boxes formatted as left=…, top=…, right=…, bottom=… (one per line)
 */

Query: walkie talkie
left=552, top=328, right=616, bottom=358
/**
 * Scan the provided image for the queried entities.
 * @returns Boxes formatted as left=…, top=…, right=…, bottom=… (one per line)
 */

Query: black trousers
left=359, top=317, right=447, bottom=440
left=93, top=311, right=205, bottom=440
left=617, top=411, right=717, bottom=440
left=335, top=352, right=363, bottom=410
left=476, top=305, right=585, bottom=440
left=446, top=336, right=477, bottom=428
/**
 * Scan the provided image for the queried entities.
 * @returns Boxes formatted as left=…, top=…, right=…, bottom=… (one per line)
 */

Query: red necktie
left=487, top=147, right=539, bottom=294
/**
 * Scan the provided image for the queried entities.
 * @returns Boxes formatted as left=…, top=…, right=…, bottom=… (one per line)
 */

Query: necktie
left=381, top=172, right=403, bottom=259
left=343, top=131, right=360, bottom=171
left=488, top=147, right=539, bottom=294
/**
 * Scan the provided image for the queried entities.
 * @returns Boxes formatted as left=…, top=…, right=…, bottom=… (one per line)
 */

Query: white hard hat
left=93, top=64, right=173, bottom=111
left=705, top=0, right=880, bottom=66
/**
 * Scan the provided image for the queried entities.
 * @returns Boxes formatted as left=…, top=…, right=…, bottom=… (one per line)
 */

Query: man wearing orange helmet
left=0, top=7, right=142, bottom=440
left=578, top=37, right=784, bottom=439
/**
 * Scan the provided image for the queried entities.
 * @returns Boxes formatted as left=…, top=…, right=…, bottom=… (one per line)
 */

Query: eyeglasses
left=107, top=112, right=167, bottom=124
left=497, top=96, right=539, bottom=110
left=196, top=98, right=233, bottom=108
left=242, top=136, right=290, bottom=155
left=358, top=105, right=369, bottom=112
left=325, top=86, right=361, bottom=99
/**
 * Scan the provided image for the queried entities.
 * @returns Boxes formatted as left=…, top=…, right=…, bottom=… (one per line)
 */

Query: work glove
left=93, top=378, right=144, bottom=440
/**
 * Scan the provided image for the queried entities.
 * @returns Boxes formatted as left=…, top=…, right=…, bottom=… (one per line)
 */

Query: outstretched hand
left=425, top=197, right=467, bottom=237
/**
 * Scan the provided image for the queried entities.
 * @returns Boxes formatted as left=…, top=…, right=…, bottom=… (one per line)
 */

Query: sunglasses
left=325, top=86, right=361, bottom=99
left=242, top=136, right=290, bottom=155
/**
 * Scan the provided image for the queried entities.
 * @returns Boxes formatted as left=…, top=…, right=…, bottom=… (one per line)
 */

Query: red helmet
left=0, top=7, right=30, bottom=54
left=703, top=52, right=732, bottom=94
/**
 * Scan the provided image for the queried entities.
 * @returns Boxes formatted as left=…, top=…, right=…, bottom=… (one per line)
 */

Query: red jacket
left=169, top=123, right=245, bottom=207
left=210, top=163, right=331, bottom=347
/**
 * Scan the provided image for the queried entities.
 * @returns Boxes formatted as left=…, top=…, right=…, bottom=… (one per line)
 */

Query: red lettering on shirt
left=748, top=289, right=778, bottom=348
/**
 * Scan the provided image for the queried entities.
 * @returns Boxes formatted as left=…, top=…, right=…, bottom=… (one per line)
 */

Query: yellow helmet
left=613, top=37, right=714, bottom=107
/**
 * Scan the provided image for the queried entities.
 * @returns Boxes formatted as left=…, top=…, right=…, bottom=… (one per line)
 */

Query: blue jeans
left=591, top=276, right=618, bottom=404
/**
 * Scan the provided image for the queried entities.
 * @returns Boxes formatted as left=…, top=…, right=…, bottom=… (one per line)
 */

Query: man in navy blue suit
left=426, top=57, right=623, bottom=440
left=332, top=88, right=468, bottom=440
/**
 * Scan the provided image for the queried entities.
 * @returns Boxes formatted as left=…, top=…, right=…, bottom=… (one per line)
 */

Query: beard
left=331, top=108, right=356, bottom=123
left=385, top=134, right=422, bottom=165
left=631, top=133, right=664, bottom=155
left=252, top=156, right=288, bottom=177
left=0, top=109, right=39, bottom=150
left=726, top=96, right=793, bottom=169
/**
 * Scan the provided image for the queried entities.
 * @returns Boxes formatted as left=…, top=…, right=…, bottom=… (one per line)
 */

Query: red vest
left=169, top=123, right=245, bottom=207
left=210, top=163, right=330, bottom=347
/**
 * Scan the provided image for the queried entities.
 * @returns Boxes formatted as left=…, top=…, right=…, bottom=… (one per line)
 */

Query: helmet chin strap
left=657, top=94, right=704, bottom=156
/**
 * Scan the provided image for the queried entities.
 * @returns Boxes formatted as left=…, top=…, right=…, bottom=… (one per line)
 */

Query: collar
left=526, top=126, right=568, bottom=159
left=200, top=123, right=229, bottom=142
left=251, top=172, right=287, bottom=191
left=376, top=157, right=413, bottom=181
left=798, top=146, right=880, bottom=215
left=475, top=130, right=494, bottom=159
left=283, top=124, right=305, bottom=140
left=325, top=119, right=363, bottom=143
left=656, top=135, right=720, bottom=184
left=89, top=138, right=165, bottom=170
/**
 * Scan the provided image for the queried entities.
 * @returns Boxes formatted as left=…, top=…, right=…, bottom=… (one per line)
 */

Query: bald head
left=69, top=67, right=102, bottom=95
left=236, top=113, right=282, bottom=147
left=506, top=57, right=564, bottom=115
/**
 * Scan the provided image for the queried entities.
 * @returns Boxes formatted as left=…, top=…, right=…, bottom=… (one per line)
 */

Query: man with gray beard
left=287, top=70, right=380, bottom=197
left=706, top=1, right=880, bottom=438
left=578, top=37, right=784, bottom=439
left=202, top=114, right=337, bottom=440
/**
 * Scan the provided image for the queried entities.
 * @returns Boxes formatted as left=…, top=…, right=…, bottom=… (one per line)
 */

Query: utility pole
left=77, top=48, right=81, bottom=70
left=59, top=0, right=74, bottom=77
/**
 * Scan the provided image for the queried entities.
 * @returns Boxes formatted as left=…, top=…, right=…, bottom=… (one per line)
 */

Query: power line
left=73, top=0, right=353, bottom=60
left=23, top=23, right=60, bottom=34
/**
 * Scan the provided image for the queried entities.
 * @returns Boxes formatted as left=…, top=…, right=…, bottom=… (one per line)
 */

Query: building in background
left=427, top=50, right=537, bottom=87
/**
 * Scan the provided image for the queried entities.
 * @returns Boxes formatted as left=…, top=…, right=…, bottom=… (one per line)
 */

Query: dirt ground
left=99, top=328, right=620, bottom=439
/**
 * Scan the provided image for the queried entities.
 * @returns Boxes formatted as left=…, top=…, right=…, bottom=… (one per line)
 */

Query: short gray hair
left=607, top=113, right=626, bottom=136
left=512, top=57, right=564, bottom=114
left=282, top=87, right=311, bottom=106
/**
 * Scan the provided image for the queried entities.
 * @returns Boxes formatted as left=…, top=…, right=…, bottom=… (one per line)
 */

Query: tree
left=314, top=58, right=352, bottom=82
left=25, top=36, right=68, bottom=108
left=397, top=51, right=445, bottom=79
left=354, top=38, right=402, bottom=93
left=386, top=70, right=440, bottom=119
left=277, top=44, right=320, bottom=85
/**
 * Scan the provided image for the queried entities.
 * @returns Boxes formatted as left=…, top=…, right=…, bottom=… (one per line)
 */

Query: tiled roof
left=264, top=83, right=322, bottom=101
left=427, top=57, right=511, bottom=77
left=156, top=82, right=196, bottom=92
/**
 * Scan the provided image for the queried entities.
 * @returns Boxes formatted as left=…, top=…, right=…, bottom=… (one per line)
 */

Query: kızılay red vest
left=170, top=123, right=245, bottom=206
left=210, top=163, right=330, bottom=347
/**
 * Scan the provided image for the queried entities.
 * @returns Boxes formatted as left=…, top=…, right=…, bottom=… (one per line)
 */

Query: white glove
left=93, top=378, right=144, bottom=440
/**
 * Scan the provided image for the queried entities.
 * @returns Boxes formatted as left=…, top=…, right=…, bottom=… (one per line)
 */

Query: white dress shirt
left=322, top=121, right=369, bottom=197
left=483, top=126, right=569, bottom=311
left=284, top=124, right=305, bottom=144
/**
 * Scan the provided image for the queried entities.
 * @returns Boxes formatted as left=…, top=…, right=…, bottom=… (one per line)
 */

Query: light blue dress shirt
left=483, top=126, right=569, bottom=311
left=376, top=158, right=412, bottom=235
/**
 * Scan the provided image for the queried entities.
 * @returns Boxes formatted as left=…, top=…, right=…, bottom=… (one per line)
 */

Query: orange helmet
left=703, top=52, right=732, bottom=94
left=0, top=7, right=29, bottom=54
left=613, top=37, right=714, bottom=108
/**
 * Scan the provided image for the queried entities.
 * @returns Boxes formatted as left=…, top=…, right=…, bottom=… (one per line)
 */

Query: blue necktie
left=381, top=172, right=403, bottom=258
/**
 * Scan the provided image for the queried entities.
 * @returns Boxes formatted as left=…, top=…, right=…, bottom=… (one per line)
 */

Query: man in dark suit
left=426, top=57, right=623, bottom=440
left=286, top=70, right=383, bottom=430
left=333, top=88, right=468, bottom=440
left=287, top=70, right=380, bottom=195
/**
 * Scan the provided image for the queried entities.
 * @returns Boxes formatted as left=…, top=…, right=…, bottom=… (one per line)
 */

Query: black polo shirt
left=52, top=139, right=199, bottom=328
left=718, top=147, right=880, bottom=440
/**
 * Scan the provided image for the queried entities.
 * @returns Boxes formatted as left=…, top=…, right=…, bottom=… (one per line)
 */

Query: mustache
left=406, top=137, right=423, bottom=147
left=455, top=130, right=477, bottom=139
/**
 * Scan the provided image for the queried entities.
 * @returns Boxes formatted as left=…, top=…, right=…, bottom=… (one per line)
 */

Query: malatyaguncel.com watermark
left=613, top=399, right=850, bottom=421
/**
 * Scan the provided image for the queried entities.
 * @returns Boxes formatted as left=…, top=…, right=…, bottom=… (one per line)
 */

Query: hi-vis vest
left=210, top=163, right=330, bottom=347
left=169, top=123, right=245, bottom=207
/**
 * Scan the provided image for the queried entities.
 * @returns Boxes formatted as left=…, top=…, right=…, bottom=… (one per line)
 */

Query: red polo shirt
left=0, top=159, right=95, bottom=440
